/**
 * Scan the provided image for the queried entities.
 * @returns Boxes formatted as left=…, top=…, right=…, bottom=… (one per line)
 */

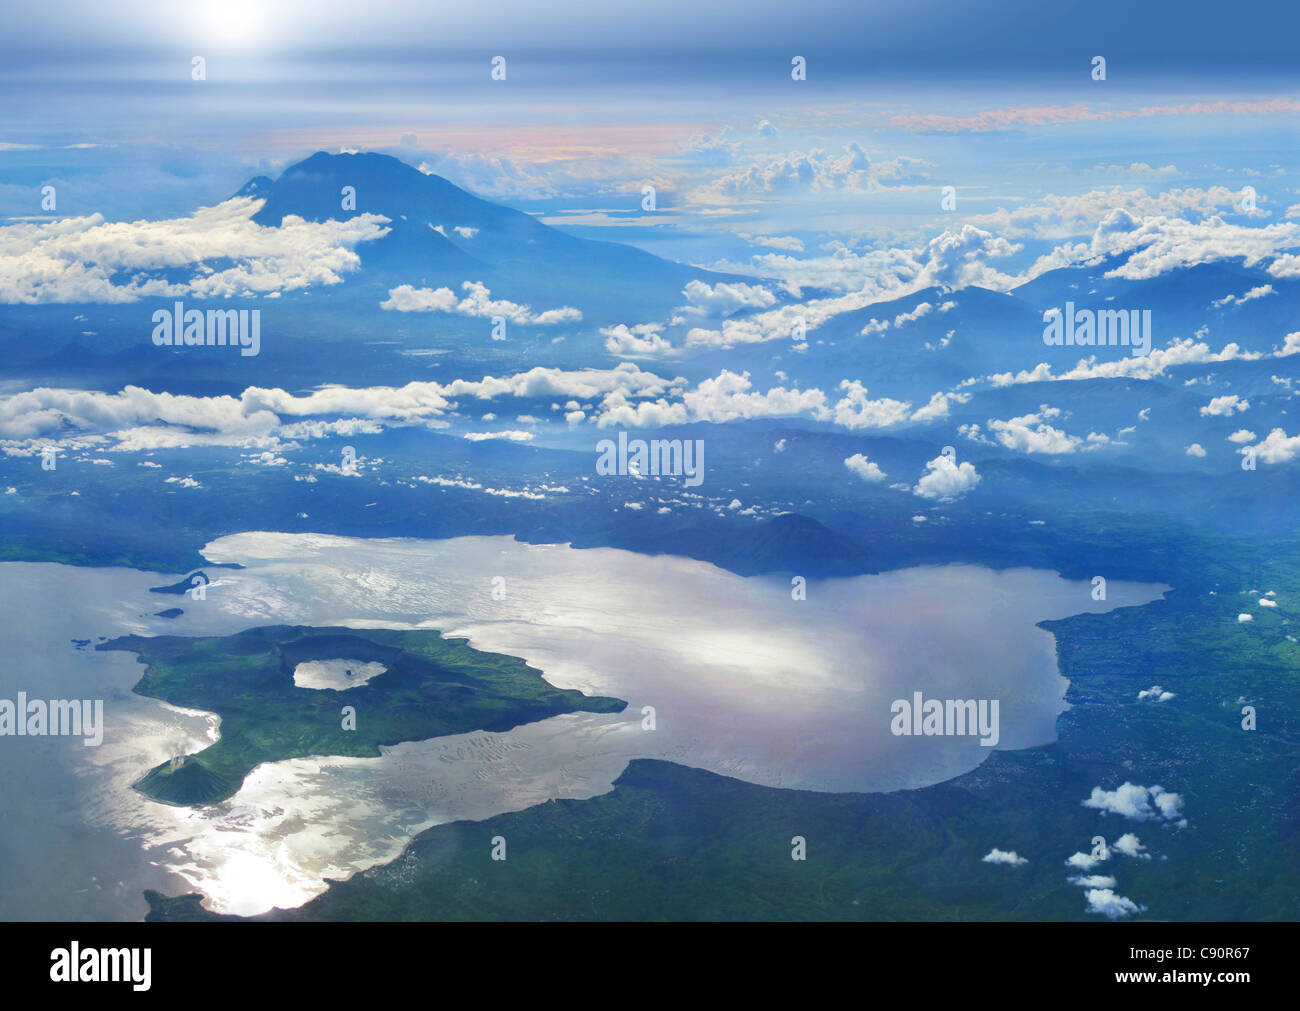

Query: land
left=146, top=533, right=1300, bottom=920
left=100, top=625, right=626, bottom=806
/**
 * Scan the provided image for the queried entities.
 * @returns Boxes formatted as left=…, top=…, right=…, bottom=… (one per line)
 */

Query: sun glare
left=202, top=0, right=266, bottom=46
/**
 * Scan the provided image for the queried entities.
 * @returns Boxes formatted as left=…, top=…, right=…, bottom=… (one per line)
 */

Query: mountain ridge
left=232, top=151, right=733, bottom=318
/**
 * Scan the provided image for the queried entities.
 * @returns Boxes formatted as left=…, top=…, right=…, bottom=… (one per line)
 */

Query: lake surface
left=0, top=533, right=1167, bottom=918
left=293, top=659, right=387, bottom=690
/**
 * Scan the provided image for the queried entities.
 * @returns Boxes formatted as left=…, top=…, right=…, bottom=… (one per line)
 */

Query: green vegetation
left=146, top=534, right=1300, bottom=921
left=102, top=625, right=625, bottom=807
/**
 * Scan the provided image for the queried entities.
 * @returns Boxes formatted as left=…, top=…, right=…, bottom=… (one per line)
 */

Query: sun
left=202, top=0, right=267, bottom=46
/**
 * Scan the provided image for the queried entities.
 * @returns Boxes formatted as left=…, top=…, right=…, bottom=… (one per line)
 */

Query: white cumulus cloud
left=913, top=453, right=981, bottom=500
left=844, top=453, right=887, bottom=482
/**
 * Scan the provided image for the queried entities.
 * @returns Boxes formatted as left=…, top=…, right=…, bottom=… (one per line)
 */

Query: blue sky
left=4, top=0, right=1298, bottom=234
left=7, top=0, right=1299, bottom=70
left=2, top=0, right=1298, bottom=307
left=2, top=1, right=1300, bottom=483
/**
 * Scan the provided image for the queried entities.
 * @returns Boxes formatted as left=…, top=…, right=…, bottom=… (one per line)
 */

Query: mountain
left=237, top=151, right=728, bottom=321
left=134, top=757, right=234, bottom=807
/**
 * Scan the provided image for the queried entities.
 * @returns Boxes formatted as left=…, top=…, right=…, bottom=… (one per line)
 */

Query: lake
left=0, top=533, right=1167, bottom=918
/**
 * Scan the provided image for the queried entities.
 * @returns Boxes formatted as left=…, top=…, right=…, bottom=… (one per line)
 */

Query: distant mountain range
left=237, top=151, right=729, bottom=320
left=2, top=150, right=1297, bottom=439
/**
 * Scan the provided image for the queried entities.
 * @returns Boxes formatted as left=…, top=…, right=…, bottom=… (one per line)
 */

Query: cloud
left=683, top=276, right=923, bottom=347
left=698, top=143, right=931, bottom=199
left=982, top=333, right=1291, bottom=388
left=1082, top=782, right=1184, bottom=822
left=381, top=281, right=581, bottom=325
left=832, top=381, right=912, bottom=430
left=1200, top=394, right=1249, bottom=416
left=673, top=279, right=777, bottom=320
left=1084, top=888, right=1146, bottom=919
left=678, top=126, right=745, bottom=165
left=988, top=409, right=1083, bottom=455
left=1095, top=215, right=1298, bottom=281
left=601, top=323, right=673, bottom=356
left=463, top=430, right=534, bottom=442
left=708, top=242, right=921, bottom=296
left=1111, top=833, right=1150, bottom=859
left=447, top=363, right=676, bottom=403
left=430, top=224, right=480, bottom=239
left=896, top=300, right=955, bottom=325
left=1066, top=851, right=1106, bottom=871
left=0, top=197, right=390, bottom=304
left=859, top=299, right=957, bottom=336
left=1003, top=200, right=1295, bottom=283
left=680, top=370, right=827, bottom=425
left=1090, top=163, right=1180, bottom=178
left=844, top=453, right=887, bottom=482
left=981, top=848, right=1028, bottom=866
left=913, top=453, right=981, bottom=500
left=1211, top=284, right=1275, bottom=308
left=910, top=391, right=970, bottom=423
left=968, top=186, right=1258, bottom=241
left=1251, top=428, right=1300, bottom=463
left=0, top=364, right=679, bottom=449
left=1266, top=254, right=1300, bottom=278
left=738, top=233, right=804, bottom=252
left=414, top=148, right=650, bottom=201
left=917, top=226, right=1021, bottom=289
left=594, top=369, right=826, bottom=428
left=1185, top=443, right=1207, bottom=457
left=1137, top=686, right=1176, bottom=702
left=889, top=98, right=1300, bottom=133
left=1068, top=874, right=1117, bottom=888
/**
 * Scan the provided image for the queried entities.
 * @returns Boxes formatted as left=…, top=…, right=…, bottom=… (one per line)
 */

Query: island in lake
left=100, top=625, right=626, bottom=806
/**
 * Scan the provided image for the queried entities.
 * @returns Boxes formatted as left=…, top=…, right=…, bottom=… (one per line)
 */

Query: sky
left=3, top=0, right=1298, bottom=196
left=3, top=1, right=1300, bottom=472
left=7, top=0, right=1300, bottom=68
left=1, top=0, right=1298, bottom=301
